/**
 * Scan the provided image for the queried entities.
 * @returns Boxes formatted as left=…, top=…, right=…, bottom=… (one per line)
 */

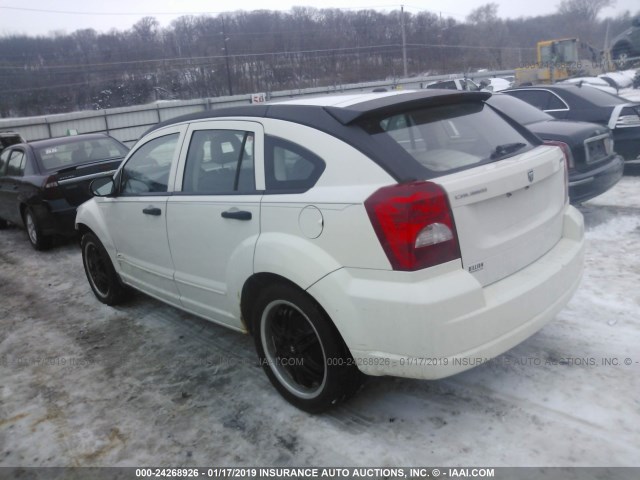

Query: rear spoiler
left=324, top=91, right=492, bottom=125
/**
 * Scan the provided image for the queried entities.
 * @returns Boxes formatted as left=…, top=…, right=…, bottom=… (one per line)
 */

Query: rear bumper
left=308, top=205, right=584, bottom=380
left=612, top=128, right=640, bottom=162
left=569, top=154, right=624, bottom=203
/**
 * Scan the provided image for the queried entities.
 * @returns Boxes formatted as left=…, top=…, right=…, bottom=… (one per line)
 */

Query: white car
left=424, top=78, right=484, bottom=91
left=76, top=90, right=585, bottom=412
left=482, top=77, right=513, bottom=92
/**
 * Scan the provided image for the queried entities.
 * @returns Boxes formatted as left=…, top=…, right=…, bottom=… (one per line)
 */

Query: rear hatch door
left=435, top=146, right=566, bottom=286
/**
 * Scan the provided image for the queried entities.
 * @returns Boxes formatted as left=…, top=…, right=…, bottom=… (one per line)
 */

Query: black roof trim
left=324, top=90, right=492, bottom=125
left=145, top=106, right=270, bottom=136
left=142, top=91, right=495, bottom=183
left=145, top=91, right=492, bottom=135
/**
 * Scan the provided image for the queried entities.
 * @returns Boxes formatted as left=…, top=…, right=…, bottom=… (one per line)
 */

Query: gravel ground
left=0, top=177, right=639, bottom=468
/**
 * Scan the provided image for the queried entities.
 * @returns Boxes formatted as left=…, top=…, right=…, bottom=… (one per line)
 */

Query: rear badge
left=468, top=262, right=484, bottom=273
left=454, top=187, right=487, bottom=200
left=527, top=170, right=534, bottom=183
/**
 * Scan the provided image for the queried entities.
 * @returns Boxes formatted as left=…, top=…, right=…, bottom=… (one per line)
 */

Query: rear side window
left=486, top=94, right=554, bottom=125
left=362, top=101, right=535, bottom=175
left=0, top=149, right=10, bottom=174
left=505, top=90, right=556, bottom=110
left=265, top=136, right=325, bottom=192
left=505, top=89, right=568, bottom=111
left=547, top=94, right=567, bottom=110
left=6, top=151, right=27, bottom=176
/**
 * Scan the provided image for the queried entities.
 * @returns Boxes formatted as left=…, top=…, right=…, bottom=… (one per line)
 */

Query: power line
left=0, top=6, right=228, bottom=16
left=0, top=5, right=404, bottom=17
left=0, top=43, right=405, bottom=70
left=0, top=40, right=534, bottom=73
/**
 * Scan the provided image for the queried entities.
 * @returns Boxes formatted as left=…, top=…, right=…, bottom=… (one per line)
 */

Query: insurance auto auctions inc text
left=254, top=468, right=495, bottom=477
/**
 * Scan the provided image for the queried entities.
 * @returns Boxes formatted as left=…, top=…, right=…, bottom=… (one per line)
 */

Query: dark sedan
left=502, top=84, right=640, bottom=166
left=487, top=93, right=624, bottom=204
left=0, top=133, right=129, bottom=249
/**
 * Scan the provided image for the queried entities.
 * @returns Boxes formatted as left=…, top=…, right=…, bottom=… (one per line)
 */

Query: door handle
left=221, top=209, right=252, bottom=221
left=142, top=206, right=162, bottom=216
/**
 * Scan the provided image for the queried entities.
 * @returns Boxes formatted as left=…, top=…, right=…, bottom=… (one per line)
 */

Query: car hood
left=526, top=119, right=608, bottom=145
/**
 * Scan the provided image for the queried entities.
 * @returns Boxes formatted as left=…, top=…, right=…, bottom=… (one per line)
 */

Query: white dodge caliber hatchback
left=77, top=90, right=585, bottom=412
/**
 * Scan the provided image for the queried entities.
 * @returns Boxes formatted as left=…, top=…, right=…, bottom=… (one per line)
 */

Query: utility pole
left=401, top=5, right=408, bottom=78
left=221, top=15, right=233, bottom=96
left=439, top=11, right=445, bottom=73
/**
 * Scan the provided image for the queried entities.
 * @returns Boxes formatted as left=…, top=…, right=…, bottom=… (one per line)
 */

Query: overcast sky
left=0, top=0, right=638, bottom=37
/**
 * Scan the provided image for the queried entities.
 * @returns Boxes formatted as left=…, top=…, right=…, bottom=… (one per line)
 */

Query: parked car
left=77, top=90, right=585, bottom=412
left=479, top=77, right=513, bottom=92
left=425, top=77, right=509, bottom=92
left=502, top=84, right=640, bottom=164
left=598, top=71, right=635, bottom=91
left=424, top=78, right=483, bottom=91
left=0, top=133, right=129, bottom=249
left=486, top=93, right=624, bottom=203
left=0, top=131, right=25, bottom=156
left=610, top=16, right=640, bottom=67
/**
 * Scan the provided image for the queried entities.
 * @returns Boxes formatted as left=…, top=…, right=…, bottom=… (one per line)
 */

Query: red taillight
left=543, top=140, right=570, bottom=204
left=543, top=140, right=574, bottom=169
left=44, top=176, right=58, bottom=189
left=364, top=181, right=461, bottom=271
left=42, top=175, right=62, bottom=200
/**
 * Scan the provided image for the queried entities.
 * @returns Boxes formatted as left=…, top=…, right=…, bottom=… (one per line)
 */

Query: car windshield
left=487, top=94, right=554, bottom=125
left=362, top=100, right=535, bottom=175
left=35, top=137, right=129, bottom=171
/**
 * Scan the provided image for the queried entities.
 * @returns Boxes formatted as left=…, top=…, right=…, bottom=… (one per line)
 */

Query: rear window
left=34, top=137, right=129, bottom=171
left=563, top=86, right=627, bottom=107
left=487, top=94, right=554, bottom=125
left=361, top=101, right=536, bottom=175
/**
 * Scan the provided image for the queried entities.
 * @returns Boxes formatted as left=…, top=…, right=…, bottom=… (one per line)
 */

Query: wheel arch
left=240, top=272, right=351, bottom=357
left=19, top=203, right=28, bottom=227
left=241, top=272, right=295, bottom=335
left=611, top=41, right=632, bottom=55
left=75, top=201, right=119, bottom=271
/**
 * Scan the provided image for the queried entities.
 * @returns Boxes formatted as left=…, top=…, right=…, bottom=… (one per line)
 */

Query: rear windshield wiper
left=490, top=142, right=526, bottom=160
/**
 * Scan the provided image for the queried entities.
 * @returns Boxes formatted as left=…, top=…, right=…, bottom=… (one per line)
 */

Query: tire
left=0, top=218, right=8, bottom=229
left=81, top=232, right=127, bottom=306
left=612, top=44, right=631, bottom=68
left=24, top=207, right=52, bottom=251
left=253, top=283, right=363, bottom=413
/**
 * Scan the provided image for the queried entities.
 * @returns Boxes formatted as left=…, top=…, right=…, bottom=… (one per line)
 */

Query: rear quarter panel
left=255, top=119, right=396, bottom=290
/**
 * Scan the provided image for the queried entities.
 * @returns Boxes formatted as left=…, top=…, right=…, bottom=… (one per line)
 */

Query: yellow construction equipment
left=515, top=38, right=602, bottom=86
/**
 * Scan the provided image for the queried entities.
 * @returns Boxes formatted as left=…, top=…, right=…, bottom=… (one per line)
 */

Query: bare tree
left=2, top=5, right=637, bottom=117
left=557, top=0, right=616, bottom=23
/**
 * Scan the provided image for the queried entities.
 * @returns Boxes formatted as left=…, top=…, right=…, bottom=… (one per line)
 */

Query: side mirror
left=90, top=177, right=116, bottom=197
